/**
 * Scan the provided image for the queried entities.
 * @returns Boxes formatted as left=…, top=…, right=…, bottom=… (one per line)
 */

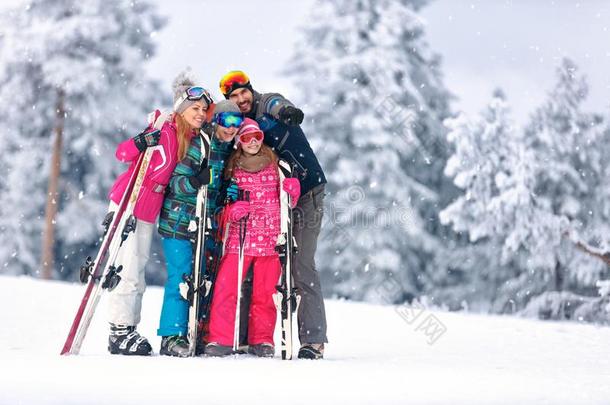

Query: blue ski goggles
left=215, top=111, right=245, bottom=128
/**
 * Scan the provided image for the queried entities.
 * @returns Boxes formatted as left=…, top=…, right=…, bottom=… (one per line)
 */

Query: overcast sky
left=422, top=0, right=610, bottom=124
left=144, top=0, right=312, bottom=105
left=144, top=0, right=610, bottom=126
left=3, top=0, right=609, bottom=126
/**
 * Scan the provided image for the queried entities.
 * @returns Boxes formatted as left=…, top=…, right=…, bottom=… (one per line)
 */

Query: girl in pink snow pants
left=205, top=118, right=300, bottom=358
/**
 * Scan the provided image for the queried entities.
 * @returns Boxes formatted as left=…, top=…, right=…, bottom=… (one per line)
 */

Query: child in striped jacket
left=156, top=100, right=243, bottom=357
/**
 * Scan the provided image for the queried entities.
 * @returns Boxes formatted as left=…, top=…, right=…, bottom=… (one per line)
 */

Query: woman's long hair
left=174, top=113, right=193, bottom=161
left=224, top=143, right=278, bottom=180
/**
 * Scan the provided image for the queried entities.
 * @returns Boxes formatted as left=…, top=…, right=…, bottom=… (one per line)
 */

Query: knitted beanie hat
left=213, top=100, right=241, bottom=119
left=172, top=70, right=210, bottom=113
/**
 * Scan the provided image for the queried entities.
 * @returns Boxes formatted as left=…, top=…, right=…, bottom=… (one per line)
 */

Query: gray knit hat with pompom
left=172, top=69, right=202, bottom=113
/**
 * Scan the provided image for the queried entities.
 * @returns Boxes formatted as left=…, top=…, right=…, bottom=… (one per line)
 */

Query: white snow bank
left=0, top=275, right=609, bottom=404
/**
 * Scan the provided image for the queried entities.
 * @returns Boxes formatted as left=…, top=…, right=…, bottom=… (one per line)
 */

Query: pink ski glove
left=228, top=200, right=250, bottom=222
left=282, top=178, right=301, bottom=208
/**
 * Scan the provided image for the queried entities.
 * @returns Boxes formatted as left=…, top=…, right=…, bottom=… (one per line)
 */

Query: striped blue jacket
left=158, top=133, right=232, bottom=240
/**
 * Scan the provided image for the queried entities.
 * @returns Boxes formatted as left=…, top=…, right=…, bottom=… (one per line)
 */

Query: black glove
left=278, top=106, right=304, bottom=126
left=188, top=158, right=211, bottom=189
left=133, top=129, right=161, bottom=152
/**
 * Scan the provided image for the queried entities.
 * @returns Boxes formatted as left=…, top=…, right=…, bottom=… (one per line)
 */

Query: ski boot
left=298, top=343, right=324, bottom=360
left=204, top=342, right=233, bottom=357
left=248, top=343, right=275, bottom=358
left=160, top=335, right=190, bottom=358
left=108, top=323, right=152, bottom=356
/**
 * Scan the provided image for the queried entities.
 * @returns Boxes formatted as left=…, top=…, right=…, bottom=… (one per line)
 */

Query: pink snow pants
left=208, top=254, right=281, bottom=346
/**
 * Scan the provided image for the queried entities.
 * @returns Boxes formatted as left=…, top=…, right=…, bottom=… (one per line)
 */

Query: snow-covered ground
left=1, top=275, right=609, bottom=404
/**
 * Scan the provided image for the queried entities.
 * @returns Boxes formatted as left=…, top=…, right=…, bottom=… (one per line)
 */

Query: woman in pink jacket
left=106, top=76, right=214, bottom=356
left=205, top=118, right=300, bottom=358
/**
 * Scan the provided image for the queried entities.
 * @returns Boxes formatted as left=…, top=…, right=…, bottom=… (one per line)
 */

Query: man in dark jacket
left=220, top=70, right=328, bottom=359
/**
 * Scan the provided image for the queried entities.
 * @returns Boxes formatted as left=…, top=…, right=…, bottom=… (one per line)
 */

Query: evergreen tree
left=522, top=58, right=609, bottom=295
left=287, top=0, right=455, bottom=303
left=440, top=93, right=551, bottom=310
left=0, top=0, right=165, bottom=279
left=441, top=60, right=610, bottom=315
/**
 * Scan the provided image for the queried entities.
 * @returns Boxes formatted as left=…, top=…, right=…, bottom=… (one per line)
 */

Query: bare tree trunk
left=41, top=88, right=65, bottom=280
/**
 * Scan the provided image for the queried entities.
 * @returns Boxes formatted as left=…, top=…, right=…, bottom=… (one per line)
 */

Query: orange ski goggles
left=219, top=70, right=252, bottom=97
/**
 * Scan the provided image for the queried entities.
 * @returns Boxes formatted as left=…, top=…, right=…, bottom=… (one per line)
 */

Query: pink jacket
left=225, top=164, right=282, bottom=257
left=108, top=120, right=179, bottom=223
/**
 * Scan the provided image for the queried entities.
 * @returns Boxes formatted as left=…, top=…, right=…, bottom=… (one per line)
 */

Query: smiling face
left=216, top=125, right=238, bottom=142
left=180, top=100, right=207, bottom=129
left=241, top=139, right=262, bottom=155
left=238, top=129, right=264, bottom=155
left=228, top=87, right=254, bottom=114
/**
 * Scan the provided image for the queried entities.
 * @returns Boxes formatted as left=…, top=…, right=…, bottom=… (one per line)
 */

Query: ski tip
left=60, top=344, right=76, bottom=356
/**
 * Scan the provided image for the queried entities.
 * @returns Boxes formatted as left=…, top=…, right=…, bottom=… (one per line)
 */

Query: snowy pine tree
left=286, top=0, right=455, bottom=303
left=0, top=0, right=165, bottom=279
left=522, top=58, right=610, bottom=296
left=441, top=60, right=610, bottom=315
left=440, top=93, right=552, bottom=311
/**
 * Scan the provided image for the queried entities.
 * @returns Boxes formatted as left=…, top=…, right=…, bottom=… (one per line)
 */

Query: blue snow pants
left=157, top=237, right=192, bottom=337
